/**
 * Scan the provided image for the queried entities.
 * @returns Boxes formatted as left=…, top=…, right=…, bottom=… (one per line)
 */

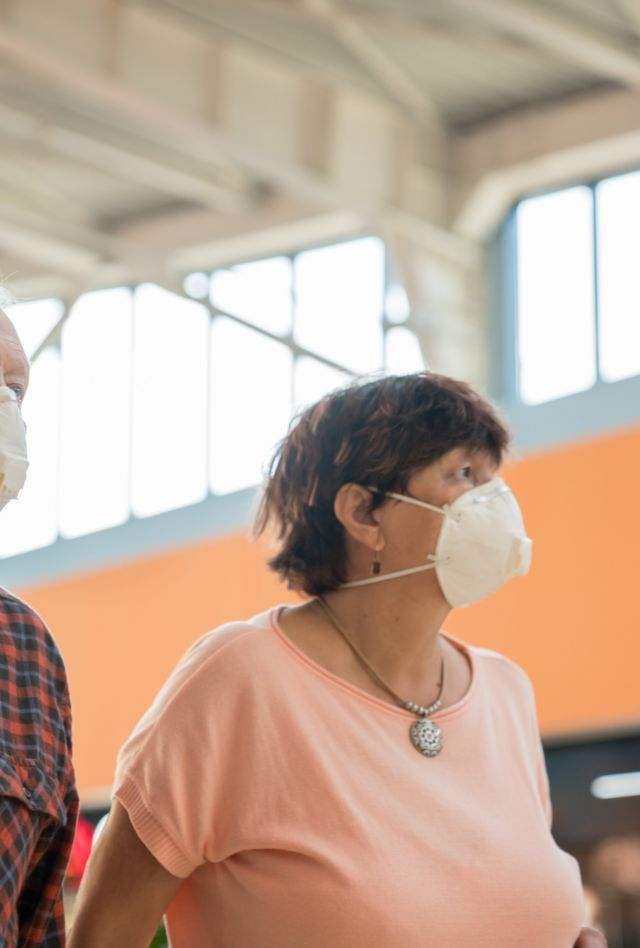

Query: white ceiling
left=1, top=0, right=640, bottom=310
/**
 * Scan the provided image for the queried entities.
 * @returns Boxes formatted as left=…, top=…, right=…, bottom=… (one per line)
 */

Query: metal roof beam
left=300, top=0, right=440, bottom=122
left=0, top=197, right=164, bottom=273
left=615, top=0, right=640, bottom=37
left=141, top=0, right=440, bottom=123
left=0, top=22, right=458, bottom=260
left=450, top=85, right=640, bottom=239
left=0, top=221, right=99, bottom=277
left=447, top=0, right=640, bottom=87
left=0, top=24, right=319, bottom=202
left=33, top=128, right=252, bottom=215
left=0, top=151, right=92, bottom=225
left=0, top=105, right=253, bottom=217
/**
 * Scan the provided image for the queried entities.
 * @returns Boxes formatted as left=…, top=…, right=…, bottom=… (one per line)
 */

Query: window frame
left=497, top=170, right=640, bottom=453
left=507, top=170, right=640, bottom=405
left=0, top=233, right=424, bottom=575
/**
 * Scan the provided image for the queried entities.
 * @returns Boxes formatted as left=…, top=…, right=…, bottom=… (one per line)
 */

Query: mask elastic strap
left=341, top=555, right=442, bottom=589
left=368, top=486, right=456, bottom=519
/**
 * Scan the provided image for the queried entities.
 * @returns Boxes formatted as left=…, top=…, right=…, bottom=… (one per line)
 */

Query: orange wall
left=15, top=533, right=298, bottom=797
left=15, top=425, right=640, bottom=796
left=448, top=423, right=640, bottom=734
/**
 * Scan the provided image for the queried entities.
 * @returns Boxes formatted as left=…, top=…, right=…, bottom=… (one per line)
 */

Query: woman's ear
left=334, top=484, right=385, bottom=551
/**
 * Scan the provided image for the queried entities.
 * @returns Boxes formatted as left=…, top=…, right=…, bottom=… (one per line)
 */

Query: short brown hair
left=254, top=372, right=510, bottom=597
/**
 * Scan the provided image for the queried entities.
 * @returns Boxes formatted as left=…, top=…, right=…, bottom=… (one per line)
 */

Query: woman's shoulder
left=473, top=645, right=541, bottom=727
left=447, top=632, right=537, bottom=701
left=182, top=607, right=281, bottom=671
left=124, top=608, right=286, bottom=733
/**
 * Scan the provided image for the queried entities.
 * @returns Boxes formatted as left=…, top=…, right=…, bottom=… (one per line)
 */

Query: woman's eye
left=460, top=465, right=473, bottom=479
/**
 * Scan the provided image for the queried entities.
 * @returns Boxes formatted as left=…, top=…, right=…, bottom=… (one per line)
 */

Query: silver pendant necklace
left=316, top=597, right=445, bottom=757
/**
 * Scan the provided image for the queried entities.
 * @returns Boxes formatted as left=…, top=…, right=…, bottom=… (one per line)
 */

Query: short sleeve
left=112, top=633, right=237, bottom=878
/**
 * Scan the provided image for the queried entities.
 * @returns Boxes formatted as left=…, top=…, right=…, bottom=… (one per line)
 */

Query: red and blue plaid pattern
left=0, top=588, right=78, bottom=945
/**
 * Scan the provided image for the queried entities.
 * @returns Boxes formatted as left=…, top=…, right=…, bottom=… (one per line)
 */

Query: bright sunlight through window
left=0, top=237, right=424, bottom=558
left=516, top=187, right=596, bottom=405
left=516, top=170, right=640, bottom=404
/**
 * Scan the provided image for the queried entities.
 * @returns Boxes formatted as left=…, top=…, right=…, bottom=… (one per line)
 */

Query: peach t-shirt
left=113, top=607, right=585, bottom=947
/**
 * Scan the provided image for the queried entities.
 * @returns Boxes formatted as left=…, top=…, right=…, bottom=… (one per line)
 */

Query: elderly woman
left=70, top=373, right=605, bottom=948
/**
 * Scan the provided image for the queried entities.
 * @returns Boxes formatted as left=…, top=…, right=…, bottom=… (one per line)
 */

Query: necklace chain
left=316, top=596, right=445, bottom=717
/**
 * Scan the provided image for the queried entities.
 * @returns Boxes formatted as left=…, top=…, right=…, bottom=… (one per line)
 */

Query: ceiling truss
left=1, top=0, right=640, bottom=383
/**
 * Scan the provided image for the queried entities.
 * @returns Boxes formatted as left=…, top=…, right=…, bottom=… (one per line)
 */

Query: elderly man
left=0, top=307, right=77, bottom=945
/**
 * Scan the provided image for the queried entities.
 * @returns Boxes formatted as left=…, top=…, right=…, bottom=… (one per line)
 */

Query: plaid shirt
left=0, top=588, right=78, bottom=946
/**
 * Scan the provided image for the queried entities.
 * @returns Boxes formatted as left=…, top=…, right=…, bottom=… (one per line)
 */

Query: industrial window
left=595, top=172, right=640, bottom=383
left=209, top=317, right=293, bottom=495
left=58, top=288, right=133, bottom=538
left=1, top=236, right=424, bottom=558
left=515, top=170, right=640, bottom=405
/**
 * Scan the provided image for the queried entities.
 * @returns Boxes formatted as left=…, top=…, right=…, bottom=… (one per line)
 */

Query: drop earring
left=371, top=541, right=382, bottom=576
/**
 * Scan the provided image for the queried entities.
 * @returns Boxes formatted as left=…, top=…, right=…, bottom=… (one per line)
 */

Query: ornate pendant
left=410, top=716, right=443, bottom=757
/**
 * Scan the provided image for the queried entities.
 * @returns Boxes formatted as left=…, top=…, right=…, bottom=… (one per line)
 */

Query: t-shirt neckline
left=269, top=605, right=477, bottom=722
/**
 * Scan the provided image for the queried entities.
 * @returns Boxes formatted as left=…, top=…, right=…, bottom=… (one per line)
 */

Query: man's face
left=0, top=310, right=29, bottom=406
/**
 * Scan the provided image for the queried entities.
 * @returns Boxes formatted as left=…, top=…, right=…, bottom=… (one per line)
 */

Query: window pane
left=131, top=285, right=209, bottom=518
left=385, top=282, right=410, bottom=324
left=210, top=257, right=292, bottom=336
left=517, top=187, right=596, bottom=404
left=596, top=171, right=640, bottom=382
left=294, top=237, right=385, bottom=373
left=385, top=327, right=424, bottom=374
left=5, top=298, right=64, bottom=359
left=210, top=318, right=292, bottom=494
left=0, top=349, right=60, bottom=558
left=59, top=288, right=133, bottom=538
left=294, top=356, right=349, bottom=413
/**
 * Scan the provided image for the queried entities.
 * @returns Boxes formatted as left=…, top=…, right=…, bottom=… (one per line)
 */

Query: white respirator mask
left=341, top=477, right=532, bottom=608
left=0, top=386, right=28, bottom=511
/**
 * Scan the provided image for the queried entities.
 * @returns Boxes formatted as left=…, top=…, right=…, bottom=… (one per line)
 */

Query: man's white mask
left=342, top=478, right=532, bottom=608
left=0, top=386, right=28, bottom=511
